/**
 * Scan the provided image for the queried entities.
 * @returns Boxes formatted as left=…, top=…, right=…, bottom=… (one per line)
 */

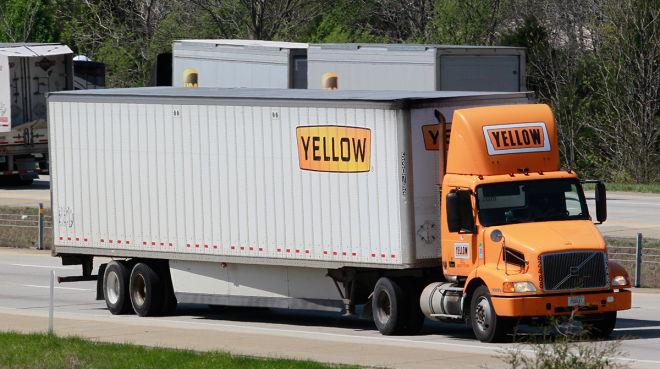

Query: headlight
left=612, top=275, right=629, bottom=286
left=503, top=282, right=537, bottom=293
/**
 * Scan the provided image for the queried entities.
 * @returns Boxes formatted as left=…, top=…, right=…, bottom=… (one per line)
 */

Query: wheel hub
left=106, top=271, right=120, bottom=304
left=133, top=274, right=147, bottom=307
left=475, top=296, right=491, bottom=331
left=376, top=289, right=392, bottom=323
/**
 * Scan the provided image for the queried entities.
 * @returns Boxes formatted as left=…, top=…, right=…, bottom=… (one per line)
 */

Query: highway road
left=1, top=248, right=660, bottom=369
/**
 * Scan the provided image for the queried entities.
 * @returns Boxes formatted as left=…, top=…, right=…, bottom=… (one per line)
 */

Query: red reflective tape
left=259, top=247, right=263, bottom=251
left=306, top=250, right=309, bottom=254
left=342, top=252, right=346, bottom=256
left=231, top=246, right=235, bottom=249
left=372, top=254, right=376, bottom=257
left=101, top=239, right=104, bottom=242
left=59, top=237, right=63, bottom=240
left=117, top=240, right=121, bottom=244
left=109, top=240, right=112, bottom=243
left=84, top=238, right=88, bottom=242
left=17, top=171, right=27, bottom=174
left=14, top=141, right=23, bottom=144
left=187, top=244, right=190, bottom=247
left=287, top=249, right=291, bottom=252
left=240, top=247, right=244, bottom=250
left=249, top=247, right=253, bottom=250
left=333, top=252, right=337, bottom=255
left=39, top=139, right=48, bottom=142
left=391, top=255, right=395, bottom=258
left=160, top=242, right=164, bottom=246
left=352, top=253, right=356, bottom=256
left=126, top=241, right=129, bottom=245
left=143, top=242, right=147, bottom=245
left=0, top=142, right=8, bottom=145
left=324, top=251, right=328, bottom=254
left=277, top=249, right=281, bottom=252
left=296, top=250, right=300, bottom=253
left=213, top=245, right=217, bottom=249
left=196, top=244, right=199, bottom=248
left=381, top=254, right=385, bottom=257
left=75, top=238, right=79, bottom=241
left=205, top=245, right=209, bottom=248
left=169, top=243, right=173, bottom=246
left=67, top=237, right=71, bottom=240
left=152, top=242, right=155, bottom=246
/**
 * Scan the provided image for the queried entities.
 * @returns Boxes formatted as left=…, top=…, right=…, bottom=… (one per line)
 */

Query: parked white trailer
left=0, top=43, right=73, bottom=184
left=171, top=40, right=526, bottom=92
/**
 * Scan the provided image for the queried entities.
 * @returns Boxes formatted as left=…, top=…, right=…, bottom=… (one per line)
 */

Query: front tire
left=582, top=311, right=617, bottom=338
left=130, top=263, right=163, bottom=317
left=103, top=261, right=132, bottom=315
left=372, top=277, right=407, bottom=335
left=470, top=285, right=510, bottom=343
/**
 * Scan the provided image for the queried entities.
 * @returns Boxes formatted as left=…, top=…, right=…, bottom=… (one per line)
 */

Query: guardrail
left=607, top=233, right=660, bottom=287
left=0, top=202, right=51, bottom=250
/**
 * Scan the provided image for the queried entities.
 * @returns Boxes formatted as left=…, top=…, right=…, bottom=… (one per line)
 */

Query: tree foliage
left=2, top=0, right=658, bottom=183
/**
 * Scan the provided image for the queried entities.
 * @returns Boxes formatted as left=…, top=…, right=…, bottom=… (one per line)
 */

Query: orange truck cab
left=419, top=104, right=631, bottom=342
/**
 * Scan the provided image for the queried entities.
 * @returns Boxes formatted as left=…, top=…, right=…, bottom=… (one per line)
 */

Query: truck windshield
left=476, top=179, right=590, bottom=227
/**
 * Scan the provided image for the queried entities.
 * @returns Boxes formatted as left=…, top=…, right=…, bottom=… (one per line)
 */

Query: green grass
left=0, top=332, right=362, bottom=369
left=582, top=182, right=660, bottom=194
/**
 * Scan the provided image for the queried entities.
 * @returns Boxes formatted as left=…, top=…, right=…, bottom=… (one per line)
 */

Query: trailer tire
left=582, top=311, right=617, bottom=338
left=470, top=285, right=510, bottom=343
left=373, top=277, right=407, bottom=335
left=103, top=261, right=132, bottom=315
left=130, top=263, right=163, bottom=317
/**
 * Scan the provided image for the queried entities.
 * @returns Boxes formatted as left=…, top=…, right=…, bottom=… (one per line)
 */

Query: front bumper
left=491, top=289, right=631, bottom=317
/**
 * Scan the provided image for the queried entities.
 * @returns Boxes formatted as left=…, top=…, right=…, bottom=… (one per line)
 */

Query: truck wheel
left=470, top=285, right=510, bottom=343
left=582, top=311, right=617, bottom=338
left=373, top=277, right=407, bottom=335
left=103, top=261, right=132, bottom=315
left=130, top=263, right=163, bottom=317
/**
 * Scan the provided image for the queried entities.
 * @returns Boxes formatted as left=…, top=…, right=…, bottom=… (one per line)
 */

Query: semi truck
left=48, top=87, right=631, bottom=342
left=171, top=40, right=526, bottom=92
left=0, top=43, right=73, bottom=185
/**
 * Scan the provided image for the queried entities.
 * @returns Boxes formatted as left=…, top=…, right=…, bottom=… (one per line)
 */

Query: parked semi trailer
left=48, top=88, right=631, bottom=342
left=0, top=43, right=73, bottom=185
left=171, top=40, right=526, bottom=92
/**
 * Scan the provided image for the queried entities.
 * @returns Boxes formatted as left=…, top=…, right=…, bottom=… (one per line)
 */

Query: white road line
left=22, top=285, right=94, bottom=291
left=614, top=326, right=660, bottom=331
left=11, top=264, right=74, bottom=269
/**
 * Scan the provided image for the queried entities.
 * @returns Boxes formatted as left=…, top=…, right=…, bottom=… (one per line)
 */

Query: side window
left=458, top=190, right=476, bottom=233
left=565, top=184, right=582, bottom=216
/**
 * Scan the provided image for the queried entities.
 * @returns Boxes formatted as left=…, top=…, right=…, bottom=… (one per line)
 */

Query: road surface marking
left=614, top=326, right=660, bottom=331
left=603, top=221, right=660, bottom=227
left=0, top=252, right=51, bottom=257
left=22, top=285, right=93, bottom=291
left=0, top=193, right=50, bottom=198
left=11, top=264, right=74, bottom=269
left=632, top=293, right=660, bottom=297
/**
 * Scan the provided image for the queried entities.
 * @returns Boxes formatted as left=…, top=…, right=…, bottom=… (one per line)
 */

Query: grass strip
left=582, top=182, right=660, bottom=194
left=0, top=331, right=362, bottom=369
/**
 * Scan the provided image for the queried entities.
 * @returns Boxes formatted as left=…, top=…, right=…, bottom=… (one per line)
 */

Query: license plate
left=568, top=296, right=585, bottom=306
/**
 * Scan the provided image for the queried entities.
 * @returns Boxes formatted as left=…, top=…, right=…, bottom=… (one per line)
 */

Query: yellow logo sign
left=482, top=122, right=551, bottom=155
left=322, top=72, right=338, bottom=90
left=421, top=123, right=451, bottom=150
left=183, top=68, right=198, bottom=87
left=297, top=126, right=371, bottom=172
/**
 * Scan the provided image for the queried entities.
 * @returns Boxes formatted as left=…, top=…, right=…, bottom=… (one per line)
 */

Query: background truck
left=48, top=87, right=631, bottom=342
left=171, top=40, right=526, bottom=92
left=0, top=43, right=73, bottom=185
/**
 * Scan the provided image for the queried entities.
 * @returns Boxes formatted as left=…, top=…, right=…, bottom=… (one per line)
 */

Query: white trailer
left=48, top=87, right=532, bottom=331
left=171, top=40, right=526, bottom=92
left=0, top=43, right=73, bottom=185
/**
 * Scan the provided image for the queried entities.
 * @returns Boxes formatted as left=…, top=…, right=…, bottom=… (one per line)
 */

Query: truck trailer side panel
left=50, top=99, right=407, bottom=267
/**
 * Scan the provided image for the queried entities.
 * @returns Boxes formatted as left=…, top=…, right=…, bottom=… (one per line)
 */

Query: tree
left=189, top=0, right=325, bottom=41
left=0, top=0, right=59, bottom=43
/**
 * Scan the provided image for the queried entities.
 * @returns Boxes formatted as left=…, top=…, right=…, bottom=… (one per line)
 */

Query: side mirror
left=595, top=181, right=607, bottom=223
left=446, top=192, right=462, bottom=232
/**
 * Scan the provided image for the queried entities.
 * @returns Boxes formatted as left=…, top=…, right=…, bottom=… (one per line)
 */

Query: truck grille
left=541, top=251, right=609, bottom=291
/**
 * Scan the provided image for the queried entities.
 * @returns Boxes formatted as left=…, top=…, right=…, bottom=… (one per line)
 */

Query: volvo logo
left=570, top=267, right=579, bottom=276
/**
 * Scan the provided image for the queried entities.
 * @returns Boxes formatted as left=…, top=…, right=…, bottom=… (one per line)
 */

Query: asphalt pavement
left=1, top=248, right=660, bottom=369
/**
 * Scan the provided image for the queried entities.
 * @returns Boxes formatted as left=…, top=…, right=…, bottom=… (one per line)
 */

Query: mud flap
left=96, top=263, right=107, bottom=301
left=359, top=293, right=374, bottom=320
